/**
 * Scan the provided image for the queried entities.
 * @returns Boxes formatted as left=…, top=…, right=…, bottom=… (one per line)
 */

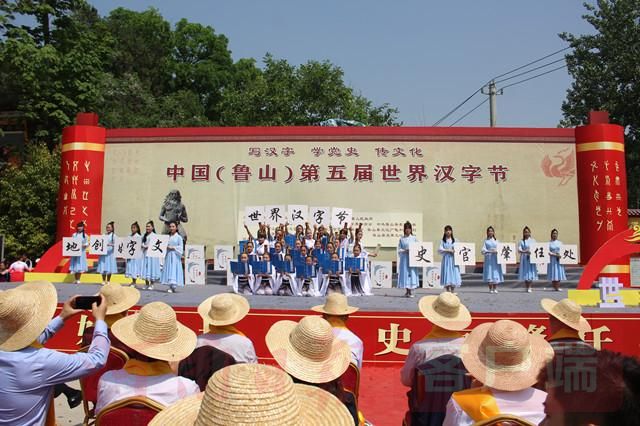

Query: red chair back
left=96, top=397, right=163, bottom=426
left=340, top=363, right=361, bottom=401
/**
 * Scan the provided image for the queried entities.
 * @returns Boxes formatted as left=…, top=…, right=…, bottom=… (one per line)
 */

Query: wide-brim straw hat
left=266, top=316, right=351, bottom=384
left=101, top=283, right=140, bottom=315
left=112, top=301, right=196, bottom=362
left=198, top=293, right=250, bottom=327
left=461, top=320, right=554, bottom=392
left=541, top=298, right=591, bottom=333
left=311, top=293, right=359, bottom=316
left=418, top=293, right=472, bottom=331
left=148, top=364, right=353, bottom=426
left=0, top=281, right=57, bottom=351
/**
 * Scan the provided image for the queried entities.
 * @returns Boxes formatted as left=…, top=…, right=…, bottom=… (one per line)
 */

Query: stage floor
left=3, top=282, right=638, bottom=313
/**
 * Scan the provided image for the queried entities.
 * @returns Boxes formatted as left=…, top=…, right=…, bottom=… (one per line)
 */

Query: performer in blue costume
left=125, top=221, right=144, bottom=286
left=547, top=228, right=566, bottom=291
left=439, top=225, right=461, bottom=293
left=161, top=221, right=184, bottom=293
left=482, top=226, right=504, bottom=294
left=69, top=221, right=89, bottom=284
left=397, top=221, right=419, bottom=298
left=142, top=220, right=161, bottom=290
left=518, top=226, right=538, bottom=293
left=96, top=221, right=118, bottom=285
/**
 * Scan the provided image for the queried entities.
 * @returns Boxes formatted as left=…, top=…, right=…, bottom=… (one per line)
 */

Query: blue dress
left=397, top=235, right=419, bottom=289
left=96, top=233, right=118, bottom=274
left=161, top=233, right=184, bottom=287
left=125, top=233, right=143, bottom=279
left=547, top=240, right=567, bottom=281
left=482, top=238, right=504, bottom=284
left=69, top=232, right=88, bottom=273
left=439, top=239, right=461, bottom=287
left=142, top=232, right=161, bottom=281
left=518, top=238, right=538, bottom=281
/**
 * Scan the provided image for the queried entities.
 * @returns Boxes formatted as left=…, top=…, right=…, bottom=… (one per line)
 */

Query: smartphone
left=73, top=296, right=101, bottom=310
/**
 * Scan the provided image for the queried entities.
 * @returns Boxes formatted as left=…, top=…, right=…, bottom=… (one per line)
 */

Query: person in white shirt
left=400, top=292, right=472, bottom=387
left=9, top=254, right=32, bottom=273
left=195, top=293, right=257, bottom=364
left=96, top=302, right=199, bottom=413
left=311, top=293, right=364, bottom=369
left=443, top=319, right=554, bottom=426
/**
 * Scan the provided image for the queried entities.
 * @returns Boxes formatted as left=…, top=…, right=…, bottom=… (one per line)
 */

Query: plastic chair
left=472, top=414, right=536, bottom=426
left=341, top=362, right=361, bottom=401
left=78, top=346, right=129, bottom=425
left=95, top=396, right=164, bottom=426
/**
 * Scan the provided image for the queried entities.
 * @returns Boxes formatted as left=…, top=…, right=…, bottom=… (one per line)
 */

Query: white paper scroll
left=244, top=206, right=265, bottom=226
left=264, top=205, right=286, bottom=226
left=454, top=242, right=476, bottom=266
left=409, top=242, right=434, bottom=267
left=497, top=243, right=517, bottom=265
left=559, top=244, right=579, bottom=265
left=331, top=207, right=353, bottom=228
left=62, top=237, right=83, bottom=257
left=89, top=235, right=108, bottom=255
left=146, top=234, right=170, bottom=258
left=530, top=242, right=550, bottom=264
left=309, top=206, right=331, bottom=227
left=287, top=205, right=309, bottom=226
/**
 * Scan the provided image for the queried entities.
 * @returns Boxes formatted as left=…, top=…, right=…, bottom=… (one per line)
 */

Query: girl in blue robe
left=142, top=220, right=161, bottom=290
left=125, top=221, right=144, bottom=286
left=161, top=221, right=184, bottom=293
left=439, top=225, right=461, bottom=293
left=69, top=221, right=89, bottom=284
left=518, top=226, right=538, bottom=293
left=397, top=221, right=419, bottom=298
left=96, top=221, right=118, bottom=285
left=547, top=228, right=566, bottom=291
left=482, top=226, right=504, bottom=294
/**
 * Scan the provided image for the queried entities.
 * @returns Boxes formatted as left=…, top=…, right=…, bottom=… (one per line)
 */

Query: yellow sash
left=325, top=315, right=349, bottom=330
left=451, top=387, right=501, bottom=421
left=424, top=325, right=464, bottom=340
left=208, top=324, right=246, bottom=337
left=548, top=327, right=581, bottom=341
left=123, top=359, right=174, bottom=376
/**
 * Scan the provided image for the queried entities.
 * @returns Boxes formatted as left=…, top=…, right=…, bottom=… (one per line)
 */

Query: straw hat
left=541, top=298, right=591, bottom=333
left=111, top=302, right=197, bottom=362
left=266, top=316, right=351, bottom=384
left=148, top=364, right=353, bottom=426
left=0, top=281, right=57, bottom=351
left=418, top=293, right=471, bottom=331
left=461, top=320, right=553, bottom=392
left=100, top=283, right=140, bottom=315
left=311, top=293, right=359, bottom=316
left=197, top=293, right=250, bottom=327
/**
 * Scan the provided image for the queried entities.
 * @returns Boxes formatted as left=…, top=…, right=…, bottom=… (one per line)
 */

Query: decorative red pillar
left=55, top=113, right=106, bottom=240
left=575, top=111, right=630, bottom=286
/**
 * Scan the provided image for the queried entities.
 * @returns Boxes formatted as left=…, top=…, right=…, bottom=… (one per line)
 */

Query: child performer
left=161, top=221, right=184, bottom=293
left=97, top=221, right=117, bottom=285
left=255, top=253, right=276, bottom=295
left=518, top=226, right=538, bottom=293
left=482, top=226, right=504, bottom=294
left=125, top=221, right=143, bottom=286
left=397, top=221, right=419, bottom=298
left=320, top=252, right=346, bottom=296
left=346, top=244, right=373, bottom=296
left=297, top=256, right=319, bottom=297
left=232, top=253, right=254, bottom=295
left=142, top=221, right=160, bottom=290
left=303, top=223, right=315, bottom=250
left=547, top=228, right=566, bottom=291
left=70, top=221, right=89, bottom=284
left=275, top=254, right=298, bottom=296
left=244, top=223, right=270, bottom=256
left=439, top=225, right=462, bottom=293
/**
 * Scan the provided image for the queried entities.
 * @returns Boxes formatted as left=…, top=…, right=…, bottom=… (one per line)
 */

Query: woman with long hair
left=69, top=222, right=89, bottom=284
left=398, top=221, right=420, bottom=298
left=141, top=221, right=160, bottom=290
left=482, top=226, right=504, bottom=294
left=125, top=221, right=143, bottom=286
left=547, top=228, right=566, bottom=291
left=161, top=221, right=184, bottom=293
left=96, top=221, right=117, bottom=285
left=518, top=226, right=538, bottom=292
left=438, top=225, right=462, bottom=293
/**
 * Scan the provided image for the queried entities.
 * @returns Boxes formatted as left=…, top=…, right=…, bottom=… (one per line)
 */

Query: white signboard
left=146, top=234, right=170, bottom=258
left=331, top=207, right=353, bottom=228
left=264, top=205, right=286, bottom=226
left=454, top=242, right=476, bottom=266
left=497, top=243, right=517, bottom=265
left=423, top=262, right=442, bottom=289
left=89, top=235, right=108, bottom=255
left=559, top=244, right=579, bottom=265
left=244, top=206, right=265, bottom=226
left=370, top=261, right=393, bottom=288
left=288, top=205, right=309, bottom=226
left=214, top=245, right=234, bottom=271
left=530, top=242, right=550, bottom=264
left=309, top=206, right=331, bottom=227
left=62, top=237, right=83, bottom=257
left=185, top=244, right=206, bottom=285
left=121, top=235, right=143, bottom=259
left=352, top=212, right=422, bottom=247
left=409, top=242, right=434, bottom=268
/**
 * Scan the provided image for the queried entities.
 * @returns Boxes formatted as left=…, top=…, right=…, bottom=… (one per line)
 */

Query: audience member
left=541, top=298, right=593, bottom=352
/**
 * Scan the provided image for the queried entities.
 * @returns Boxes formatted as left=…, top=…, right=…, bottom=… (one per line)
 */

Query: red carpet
left=359, top=365, right=407, bottom=425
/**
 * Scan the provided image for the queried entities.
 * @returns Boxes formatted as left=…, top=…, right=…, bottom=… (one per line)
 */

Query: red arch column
left=575, top=113, right=630, bottom=286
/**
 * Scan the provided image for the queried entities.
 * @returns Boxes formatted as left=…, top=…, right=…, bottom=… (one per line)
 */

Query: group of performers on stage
left=68, top=219, right=569, bottom=297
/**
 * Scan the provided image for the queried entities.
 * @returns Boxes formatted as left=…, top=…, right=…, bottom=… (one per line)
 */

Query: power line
left=494, top=57, right=566, bottom=84
left=448, top=98, right=489, bottom=127
left=500, top=64, right=568, bottom=90
left=491, top=46, right=571, bottom=81
left=432, top=88, right=482, bottom=126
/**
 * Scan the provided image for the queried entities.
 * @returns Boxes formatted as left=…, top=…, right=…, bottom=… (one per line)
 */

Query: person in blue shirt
left=161, top=221, right=184, bottom=293
left=69, top=221, right=89, bottom=284
left=397, top=221, right=420, bottom=298
left=518, top=226, right=538, bottom=293
left=96, top=221, right=118, bottom=285
left=142, top=221, right=161, bottom=290
left=439, top=225, right=462, bottom=293
left=125, top=221, right=144, bottom=286
left=547, top=228, right=567, bottom=291
left=482, top=226, right=504, bottom=294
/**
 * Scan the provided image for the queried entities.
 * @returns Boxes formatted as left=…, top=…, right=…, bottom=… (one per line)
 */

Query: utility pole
left=481, top=80, right=503, bottom=127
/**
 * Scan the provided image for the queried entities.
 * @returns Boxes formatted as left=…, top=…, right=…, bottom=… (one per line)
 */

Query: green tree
left=560, top=0, right=640, bottom=206
left=0, top=143, right=60, bottom=261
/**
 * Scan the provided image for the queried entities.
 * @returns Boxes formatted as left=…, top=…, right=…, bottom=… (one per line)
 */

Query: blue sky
left=90, top=0, right=594, bottom=127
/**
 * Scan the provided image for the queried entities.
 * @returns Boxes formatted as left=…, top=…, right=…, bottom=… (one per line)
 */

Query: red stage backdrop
left=45, top=307, right=640, bottom=363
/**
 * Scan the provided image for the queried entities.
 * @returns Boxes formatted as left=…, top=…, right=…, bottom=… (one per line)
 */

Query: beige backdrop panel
left=102, top=140, right=579, bottom=261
